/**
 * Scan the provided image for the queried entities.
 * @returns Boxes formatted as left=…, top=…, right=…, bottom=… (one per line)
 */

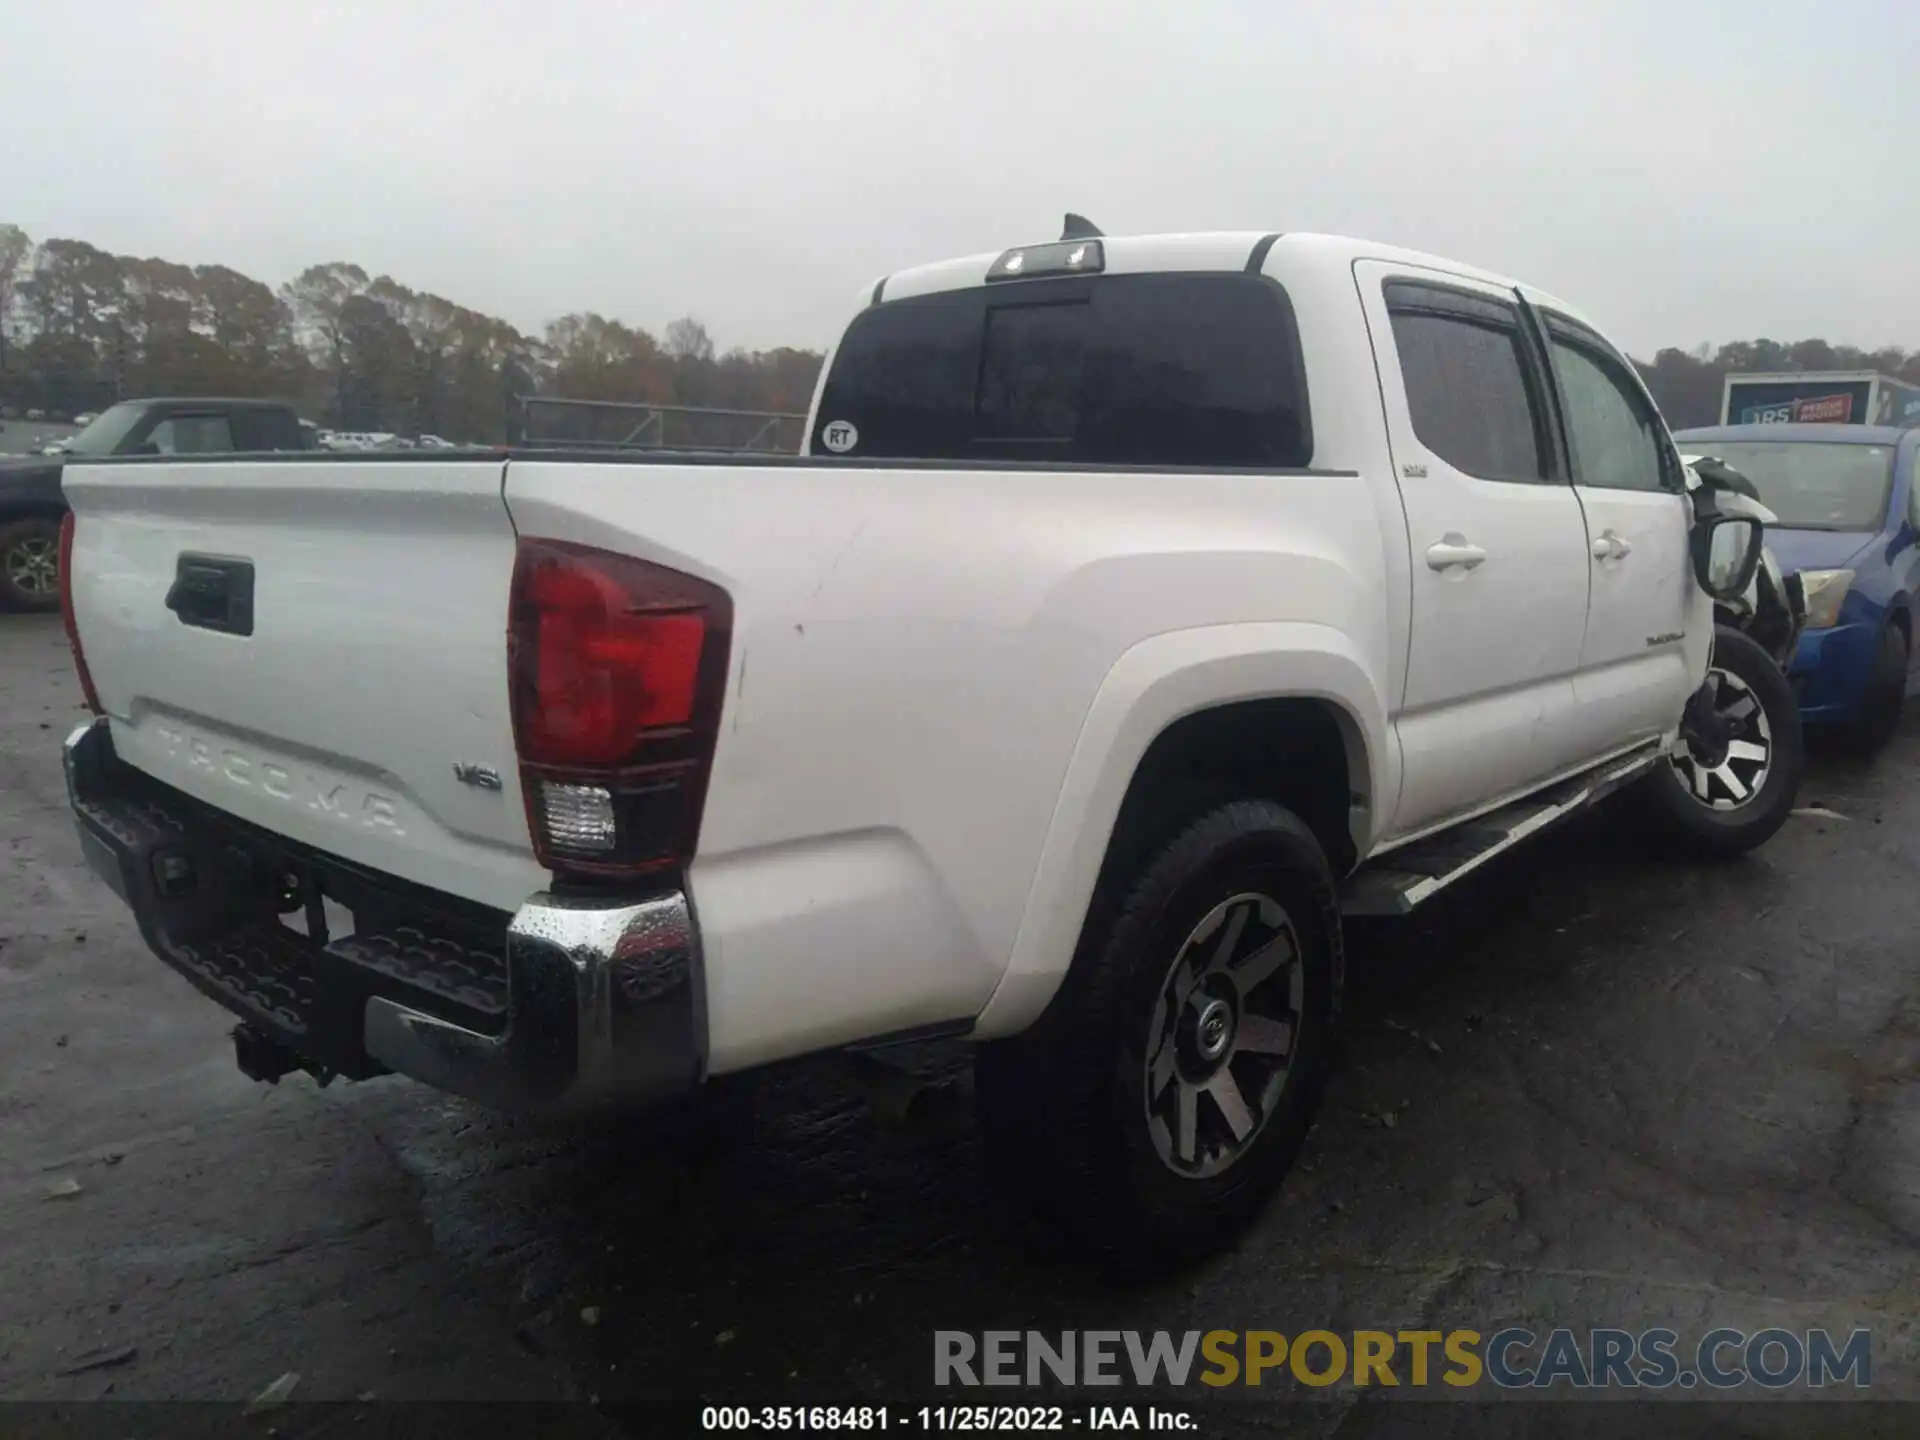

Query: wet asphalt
left=3, top=611, right=1919, bottom=1435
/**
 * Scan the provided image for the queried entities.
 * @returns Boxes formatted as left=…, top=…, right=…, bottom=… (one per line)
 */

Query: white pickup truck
left=60, top=224, right=1798, bottom=1256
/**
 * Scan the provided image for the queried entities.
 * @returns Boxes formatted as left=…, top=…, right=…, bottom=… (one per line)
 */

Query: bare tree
left=0, top=224, right=30, bottom=372
left=664, top=316, right=715, bottom=365
left=280, top=262, right=370, bottom=422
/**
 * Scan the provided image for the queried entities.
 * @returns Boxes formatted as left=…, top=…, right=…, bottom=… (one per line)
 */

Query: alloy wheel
left=1143, top=890, right=1305, bottom=1180
left=1669, top=666, right=1773, bottom=811
left=4, top=534, right=58, bottom=597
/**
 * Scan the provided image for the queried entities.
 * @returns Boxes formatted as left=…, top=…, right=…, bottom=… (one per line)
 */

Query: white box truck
left=1721, top=370, right=1920, bottom=427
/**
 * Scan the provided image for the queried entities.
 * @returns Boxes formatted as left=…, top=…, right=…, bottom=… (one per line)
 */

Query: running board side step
left=1340, top=745, right=1664, bottom=917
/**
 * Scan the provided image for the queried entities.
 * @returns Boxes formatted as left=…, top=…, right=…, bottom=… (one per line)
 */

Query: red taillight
left=58, top=512, right=102, bottom=715
left=519, top=557, right=707, bottom=765
left=508, top=538, right=731, bottom=879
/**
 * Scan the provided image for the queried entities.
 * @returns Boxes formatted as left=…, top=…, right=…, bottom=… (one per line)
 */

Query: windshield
left=1684, top=440, right=1897, bottom=531
left=60, top=402, right=148, bottom=457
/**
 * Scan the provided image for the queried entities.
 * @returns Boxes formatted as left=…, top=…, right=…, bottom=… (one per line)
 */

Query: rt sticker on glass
left=820, top=420, right=859, bottom=453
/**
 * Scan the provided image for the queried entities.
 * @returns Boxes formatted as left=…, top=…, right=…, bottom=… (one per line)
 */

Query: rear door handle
left=1591, top=530, right=1632, bottom=561
left=1426, top=534, right=1487, bottom=572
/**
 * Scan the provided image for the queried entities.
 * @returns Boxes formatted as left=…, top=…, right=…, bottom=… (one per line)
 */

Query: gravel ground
left=2, top=611, right=1917, bottom=1436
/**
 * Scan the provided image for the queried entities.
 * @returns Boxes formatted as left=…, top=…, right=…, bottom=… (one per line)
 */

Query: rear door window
left=1385, top=285, right=1549, bottom=484
left=815, top=272, right=1312, bottom=468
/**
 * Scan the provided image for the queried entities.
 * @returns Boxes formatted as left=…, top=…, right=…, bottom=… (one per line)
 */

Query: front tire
left=0, top=517, right=62, bottom=613
left=975, top=799, right=1338, bottom=1262
left=1635, top=625, right=1803, bottom=859
left=1841, top=621, right=1908, bottom=757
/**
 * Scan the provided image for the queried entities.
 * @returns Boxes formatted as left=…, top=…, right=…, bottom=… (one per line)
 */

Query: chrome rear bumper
left=65, top=716, right=704, bottom=1114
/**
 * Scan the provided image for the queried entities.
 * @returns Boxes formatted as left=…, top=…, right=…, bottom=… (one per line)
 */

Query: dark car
left=1674, top=423, right=1920, bottom=754
left=0, top=397, right=310, bottom=612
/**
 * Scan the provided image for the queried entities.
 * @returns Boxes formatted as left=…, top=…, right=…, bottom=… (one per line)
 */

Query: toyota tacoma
left=59, top=224, right=1795, bottom=1255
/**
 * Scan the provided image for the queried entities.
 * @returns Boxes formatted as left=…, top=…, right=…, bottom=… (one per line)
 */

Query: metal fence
left=514, top=396, right=808, bottom=455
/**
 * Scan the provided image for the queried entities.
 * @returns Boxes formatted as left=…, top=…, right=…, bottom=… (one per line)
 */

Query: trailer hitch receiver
left=232, top=1024, right=333, bottom=1087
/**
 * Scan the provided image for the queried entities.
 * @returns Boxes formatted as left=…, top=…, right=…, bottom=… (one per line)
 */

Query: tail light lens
left=507, top=538, right=732, bottom=880
left=58, top=512, right=102, bottom=715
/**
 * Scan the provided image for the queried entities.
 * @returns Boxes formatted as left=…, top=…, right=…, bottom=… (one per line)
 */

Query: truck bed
left=62, top=447, right=1391, bottom=1074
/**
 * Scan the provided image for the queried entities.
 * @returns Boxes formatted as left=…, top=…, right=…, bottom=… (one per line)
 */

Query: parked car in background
left=0, top=397, right=311, bottom=612
left=71, top=412, right=98, bottom=428
left=314, top=430, right=399, bottom=451
left=1674, top=424, right=1920, bottom=753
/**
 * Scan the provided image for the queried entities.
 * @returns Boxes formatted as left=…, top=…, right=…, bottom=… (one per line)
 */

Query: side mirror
left=1692, top=514, right=1764, bottom=602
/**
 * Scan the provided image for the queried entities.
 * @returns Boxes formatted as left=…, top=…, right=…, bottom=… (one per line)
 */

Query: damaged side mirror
left=1692, top=514, right=1763, bottom=603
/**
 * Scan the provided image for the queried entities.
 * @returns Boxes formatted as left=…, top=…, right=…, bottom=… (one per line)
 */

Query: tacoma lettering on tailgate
left=153, top=724, right=407, bottom=837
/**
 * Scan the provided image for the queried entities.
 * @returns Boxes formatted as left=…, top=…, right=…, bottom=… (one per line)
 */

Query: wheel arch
left=1886, top=597, right=1911, bottom=648
left=971, top=622, right=1391, bottom=1039
left=0, top=500, right=70, bottom=524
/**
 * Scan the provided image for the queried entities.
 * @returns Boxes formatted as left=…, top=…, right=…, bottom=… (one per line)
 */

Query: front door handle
left=1592, top=529, right=1632, bottom=561
left=1426, top=534, right=1487, bottom=572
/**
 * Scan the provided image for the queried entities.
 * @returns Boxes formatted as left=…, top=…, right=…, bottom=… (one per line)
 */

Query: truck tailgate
left=62, top=457, right=546, bottom=912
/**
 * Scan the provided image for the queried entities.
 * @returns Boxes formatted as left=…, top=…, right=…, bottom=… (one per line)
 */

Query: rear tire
left=975, top=799, right=1338, bottom=1264
left=1841, top=621, right=1907, bottom=757
left=1634, top=625, right=1803, bottom=859
left=0, top=517, right=62, bottom=613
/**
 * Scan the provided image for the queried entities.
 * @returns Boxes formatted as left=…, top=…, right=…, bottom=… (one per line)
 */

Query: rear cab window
left=148, top=415, right=236, bottom=455
left=812, top=272, right=1313, bottom=468
left=230, top=408, right=306, bottom=452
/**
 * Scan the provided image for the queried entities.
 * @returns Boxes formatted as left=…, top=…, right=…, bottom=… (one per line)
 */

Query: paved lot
left=3, top=611, right=1918, bottom=1432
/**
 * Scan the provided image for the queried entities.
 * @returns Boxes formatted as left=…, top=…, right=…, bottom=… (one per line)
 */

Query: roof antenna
left=1061, top=213, right=1104, bottom=241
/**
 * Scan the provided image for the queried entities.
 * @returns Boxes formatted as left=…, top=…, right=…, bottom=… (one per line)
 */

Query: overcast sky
left=3, top=0, right=1912, bottom=358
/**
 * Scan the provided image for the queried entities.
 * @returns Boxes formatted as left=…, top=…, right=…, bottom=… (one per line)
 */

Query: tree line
left=0, top=224, right=823, bottom=444
left=6, top=221, right=1920, bottom=441
left=1632, top=340, right=1920, bottom=430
